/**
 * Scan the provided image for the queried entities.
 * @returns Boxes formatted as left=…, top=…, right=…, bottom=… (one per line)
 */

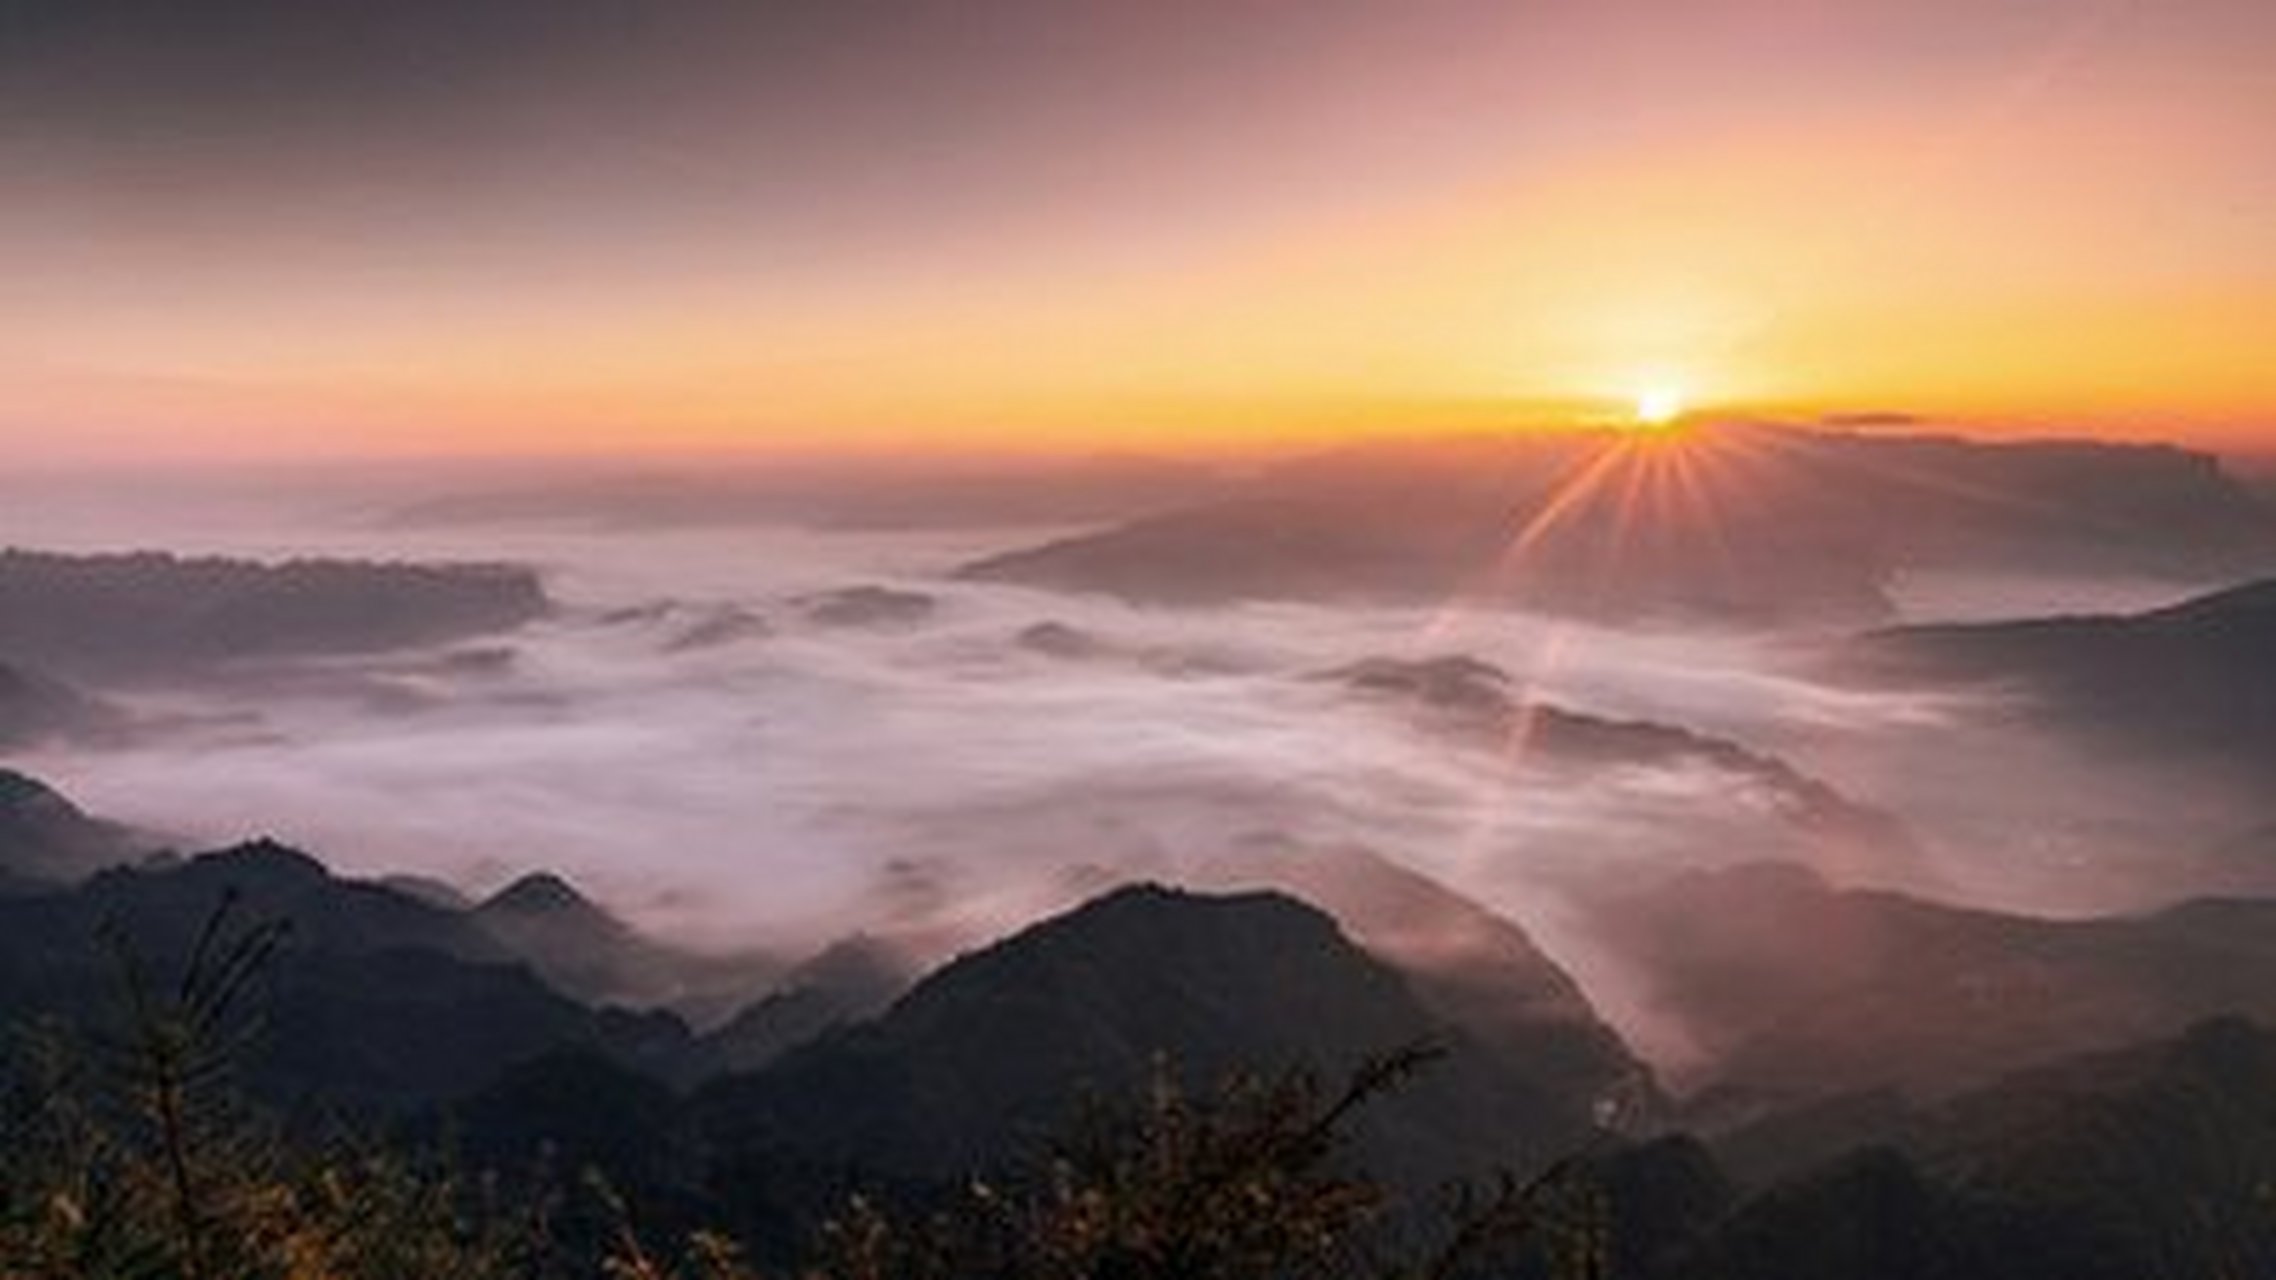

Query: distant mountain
left=0, top=547, right=548, bottom=680
left=473, top=871, right=783, bottom=1024
left=1322, top=655, right=1920, bottom=864
left=695, top=884, right=1609, bottom=1189
left=1590, top=862, right=2276, bottom=1104
left=690, top=935, right=916, bottom=1077
left=0, top=769, right=145, bottom=888
left=962, top=426, right=2276, bottom=625
left=1845, top=577, right=2276, bottom=776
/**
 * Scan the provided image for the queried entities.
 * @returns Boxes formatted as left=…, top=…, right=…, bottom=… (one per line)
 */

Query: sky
left=3, top=0, right=2272, bottom=461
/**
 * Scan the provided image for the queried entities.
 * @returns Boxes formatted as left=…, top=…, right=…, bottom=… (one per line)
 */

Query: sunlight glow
left=1633, top=387, right=1687, bottom=428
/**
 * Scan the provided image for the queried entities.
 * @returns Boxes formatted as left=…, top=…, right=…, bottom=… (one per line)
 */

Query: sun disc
left=1633, top=387, right=1686, bottom=427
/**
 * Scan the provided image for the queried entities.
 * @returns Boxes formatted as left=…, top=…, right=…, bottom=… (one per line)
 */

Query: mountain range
left=962, top=426, right=2276, bottom=625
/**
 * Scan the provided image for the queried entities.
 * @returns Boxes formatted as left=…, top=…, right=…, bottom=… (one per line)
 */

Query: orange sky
left=2, top=1, right=2271, bottom=462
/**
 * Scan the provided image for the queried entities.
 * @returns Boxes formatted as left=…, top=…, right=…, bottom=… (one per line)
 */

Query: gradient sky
left=3, top=0, right=2272, bottom=461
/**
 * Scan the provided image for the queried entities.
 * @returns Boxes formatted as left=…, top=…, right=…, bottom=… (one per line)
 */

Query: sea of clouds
left=1, top=467, right=2255, bottom=1071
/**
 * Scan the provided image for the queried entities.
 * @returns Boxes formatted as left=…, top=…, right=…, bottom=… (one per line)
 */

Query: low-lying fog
left=1, top=466, right=2259, bottom=1077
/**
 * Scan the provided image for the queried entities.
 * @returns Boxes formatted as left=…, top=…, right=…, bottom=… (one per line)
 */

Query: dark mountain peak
left=954, top=881, right=1350, bottom=976
left=896, top=880, right=1364, bottom=1015
left=481, top=871, right=597, bottom=916
left=183, top=838, right=335, bottom=888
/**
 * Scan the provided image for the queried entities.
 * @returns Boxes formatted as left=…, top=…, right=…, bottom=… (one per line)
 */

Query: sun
left=1631, top=386, right=1687, bottom=428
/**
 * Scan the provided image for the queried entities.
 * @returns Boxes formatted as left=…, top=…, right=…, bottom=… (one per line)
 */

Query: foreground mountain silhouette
left=694, top=883, right=1610, bottom=1190
left=963, top=426, right=2276, bottom=625
left=0, top=773, right=1646, bottom=1150
left=5, top=774, right=2276, bottom=1274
